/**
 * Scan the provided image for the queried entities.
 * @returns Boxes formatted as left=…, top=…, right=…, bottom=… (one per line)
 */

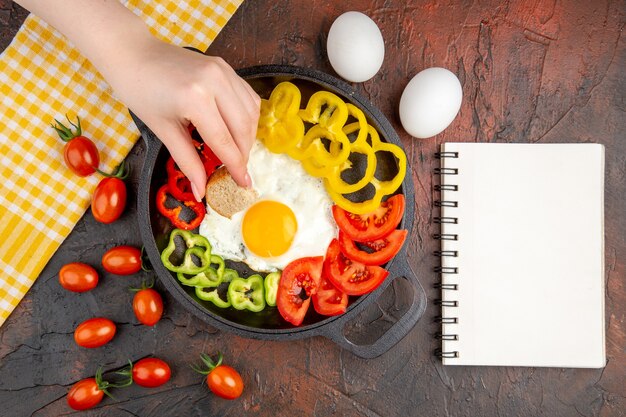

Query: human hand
left=106, top=40, right=260, bottom=200
left=14, top=0, right=259, bottom=200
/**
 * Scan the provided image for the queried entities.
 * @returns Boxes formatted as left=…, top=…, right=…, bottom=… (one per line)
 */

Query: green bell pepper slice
left=195, top=285, right=231, bottom=308
left=177, top=255, right=225, bottom=287
left=161, top=229, right=212, bottom=274
left=221, top=268, right=238, bottom=283
left=227, top=274, right=266, bottom=312
left=194, top=267, right=239, bottom=308
left=264, top=272, right=281, bottom=307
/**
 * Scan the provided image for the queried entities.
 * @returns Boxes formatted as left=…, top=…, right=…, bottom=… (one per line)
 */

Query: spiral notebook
left=435, top=143, right=605, bottom=368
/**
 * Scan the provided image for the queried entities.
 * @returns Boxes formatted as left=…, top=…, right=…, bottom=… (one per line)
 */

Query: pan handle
left=322, top=253, right=427, bottom=359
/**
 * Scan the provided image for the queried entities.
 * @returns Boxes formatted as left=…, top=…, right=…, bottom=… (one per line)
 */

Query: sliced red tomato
left=276, top=257, right=323, bottom=326
left=338, top=229, right=407, bottom=266
left=312, top=273, right=348, bottom=316
left=324, top=239, right=389, bottom=296
left=332, top=194, right=405, bottom=242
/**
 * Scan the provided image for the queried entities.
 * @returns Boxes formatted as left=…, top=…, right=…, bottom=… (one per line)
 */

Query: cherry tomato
left=338, top=229, right=408, bottom=266
left=133, top=288, right=163, bottom=326
left=74, top=317, right=116, bottom=348
left=132, top=358, right=171, bottom=388
left=92, top=177, right=127, bottom=224
left=53, top=116, right=100, bottom=176
left=332, top=194, right=405, bottom=242
left=208, top=364, right=244, bottom=400
left=67, top=365, right=132, bottom=410
left=312, top=273, right=348, bottom=316
left=276, top=257, right=323, bottom=326
left=193, top=353, right=243, bottom=400
left=64, top=136, right=100, bottom=177
left=324, top=239, right=389, bottom=296
left=67, top=378, right=104, bottom=410
left=59, top=262, right=99, bottom=292
left=102, top=245, right=142, bottom=275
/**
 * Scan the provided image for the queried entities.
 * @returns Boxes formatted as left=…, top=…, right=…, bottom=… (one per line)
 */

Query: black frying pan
left=132, top=65, right=426, bottom=358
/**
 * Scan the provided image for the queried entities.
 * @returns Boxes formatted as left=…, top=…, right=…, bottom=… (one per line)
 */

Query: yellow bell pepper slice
left=290, top=91, right=351, bottom=171
left=299, top=91, right=349, bottom=127
left=326, top=124, right=407, bottom=214
left=257, top=82, right=304, bottom=153
left=295, top=125, right=351, bottom=167
left=323, top=104, right=374, bottom=193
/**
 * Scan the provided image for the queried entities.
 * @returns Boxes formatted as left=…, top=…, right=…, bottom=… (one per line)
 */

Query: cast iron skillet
left=131, top=65, right=427, bottom=358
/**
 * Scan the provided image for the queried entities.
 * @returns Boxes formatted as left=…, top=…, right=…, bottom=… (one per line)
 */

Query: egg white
left=199, top=141, right=338, bottom=272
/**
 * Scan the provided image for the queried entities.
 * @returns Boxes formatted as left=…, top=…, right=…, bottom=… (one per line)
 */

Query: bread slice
left=205, top=167, right=258, bottom=218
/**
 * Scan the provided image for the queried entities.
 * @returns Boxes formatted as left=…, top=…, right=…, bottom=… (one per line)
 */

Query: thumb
left=157, top=122, right=207, bottom=201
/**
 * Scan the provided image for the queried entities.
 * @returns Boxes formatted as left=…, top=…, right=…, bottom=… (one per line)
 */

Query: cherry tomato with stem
left=131, top=280, right=163, bottom=326
left=74, top=317, right=116, bottom=348
left=52, top=115, right=100, bottom=177
left=102, top=245, right=142, bottom=275
left=67, top=364, right=133, bottom=410
left=192, top=352, right=243, bottom=400
left=92, top=162, right=129, bottom=224
left=132, top=358, right=171, bottom=388
left=59, top=262, right=99, bottom=292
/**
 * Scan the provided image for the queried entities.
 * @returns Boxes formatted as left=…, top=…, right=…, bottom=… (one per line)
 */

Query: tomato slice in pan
left=338, top=229, right=408, bottom=266
left=332, top=194, right=405, bottom=242
left=277, top=257, right=323, bottom=326
left=324, top=239, right=389, bottom=296
left=312, top=273, right=348, bottom=316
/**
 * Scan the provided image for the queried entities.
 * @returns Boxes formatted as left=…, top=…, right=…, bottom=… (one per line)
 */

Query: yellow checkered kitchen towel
left=0, top=0, right=243, bottom=326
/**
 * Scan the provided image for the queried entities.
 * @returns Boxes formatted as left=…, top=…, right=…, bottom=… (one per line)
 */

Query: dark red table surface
left=1, top=1, right=624, bottom=416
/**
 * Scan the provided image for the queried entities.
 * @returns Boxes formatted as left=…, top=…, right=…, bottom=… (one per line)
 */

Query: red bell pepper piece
left=166, top=157, right=195, bottom=201
left=191, top=137, right=222, bottom=177
left=156, top=184, right=205, bottom=230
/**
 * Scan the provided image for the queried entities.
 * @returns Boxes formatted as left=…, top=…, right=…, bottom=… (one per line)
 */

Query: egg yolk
left=242, top=201, right=298, bottom=258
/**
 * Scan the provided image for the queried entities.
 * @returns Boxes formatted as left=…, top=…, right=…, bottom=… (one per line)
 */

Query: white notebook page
left=440, top=143, right=605, bottom=367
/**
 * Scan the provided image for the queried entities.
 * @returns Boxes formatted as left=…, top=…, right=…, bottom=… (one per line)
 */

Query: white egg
left=399, top=67, right=463, bottom=139
left=327, top=11, right=385, bottom=83
left=199, top=141, right=338, bottom=272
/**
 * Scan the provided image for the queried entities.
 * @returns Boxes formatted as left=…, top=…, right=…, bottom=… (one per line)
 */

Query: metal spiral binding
left=435, top=332, right=459, bottom=341
left=434, top=150, right=459, bottom=359
left=434, top=282, right=458, bottom=290
left=433, top=167, right=458, bottom=175
left=434, top=250, right=458, bottom=257
left=434, top=299, right=459, bottom=307
left=433, top=233, right=458, bottom=241
left=434, top=184, right=458, bottom=191
left=434, top=349, right=459, bottom=358
left=434, top=217, right=458, bottom=224
left=434, top=316, right=458, bottom=324
left=434, top=267, right=458, bottom=274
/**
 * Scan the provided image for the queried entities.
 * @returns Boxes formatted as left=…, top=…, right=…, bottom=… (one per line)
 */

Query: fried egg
left=199, top=141, right=337, bottom=272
